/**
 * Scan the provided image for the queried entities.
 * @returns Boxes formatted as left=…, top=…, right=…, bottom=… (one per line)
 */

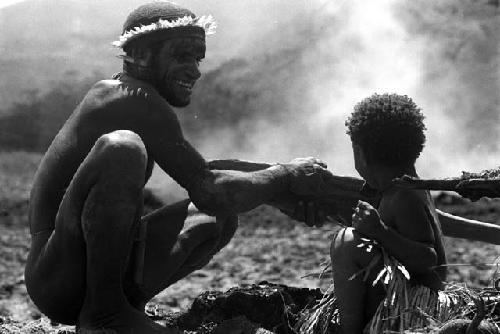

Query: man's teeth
left=175, top=81, right=193, bottom=89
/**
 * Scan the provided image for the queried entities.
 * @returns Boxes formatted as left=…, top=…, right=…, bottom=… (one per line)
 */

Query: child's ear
left=359, top=148, right=369, bottom=168
left=353, top=144, right=369, bottom=168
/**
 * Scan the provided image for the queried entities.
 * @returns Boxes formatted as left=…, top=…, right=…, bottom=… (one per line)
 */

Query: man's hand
left=352, top=200, right=386, bottom=240
left=282, top=157, right=331, bottom=196
left=270, top=194, right=327, bottom=227
left=286, top=200, right=327, bottom=227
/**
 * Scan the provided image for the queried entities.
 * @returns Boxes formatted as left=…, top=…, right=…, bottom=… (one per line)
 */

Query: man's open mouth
left=175, top=80, right=194, bottom=90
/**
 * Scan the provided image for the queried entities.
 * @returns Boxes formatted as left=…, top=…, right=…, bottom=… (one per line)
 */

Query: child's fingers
left=354, top=205, right=370, bottom=218
left=352, top=212, right=361, bottom=225
left=356, top=200, right=372, bottom=209
left=352, top=215, right=362, bottom=230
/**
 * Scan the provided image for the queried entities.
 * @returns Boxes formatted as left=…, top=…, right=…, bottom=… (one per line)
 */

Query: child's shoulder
left=386, top=187, right=428, bottom=204
left=382, top=187, right=433, bottom=219
left=381, top=188, right=437, bottom=242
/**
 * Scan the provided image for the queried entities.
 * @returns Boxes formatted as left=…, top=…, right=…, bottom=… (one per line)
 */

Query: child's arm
left=353, top=194, right=437, bottom=274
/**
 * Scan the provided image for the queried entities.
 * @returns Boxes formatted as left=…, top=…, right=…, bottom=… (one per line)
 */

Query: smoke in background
left=395, top=0, right=500, bottom=176
left=150, top=0, right=500, bottom=199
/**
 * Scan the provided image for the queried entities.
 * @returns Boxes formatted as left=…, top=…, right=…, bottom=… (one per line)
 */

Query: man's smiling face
left=152, top=37, right=206, bottom=107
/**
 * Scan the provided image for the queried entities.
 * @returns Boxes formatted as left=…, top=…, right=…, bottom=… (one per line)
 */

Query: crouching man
left=25, top=2, right=332, bottom=333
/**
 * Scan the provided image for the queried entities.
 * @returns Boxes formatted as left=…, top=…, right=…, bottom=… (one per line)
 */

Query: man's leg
left=26, top=130, right=177, bottom=333
left=124, top=201, right=238, bottom=309
left=330, top=227, right=385, bottom=334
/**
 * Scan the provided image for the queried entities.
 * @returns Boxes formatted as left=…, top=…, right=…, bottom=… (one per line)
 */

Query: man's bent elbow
left=188, top=186, right=236, bottom=217
left=188, top=176, right=257, bottom=216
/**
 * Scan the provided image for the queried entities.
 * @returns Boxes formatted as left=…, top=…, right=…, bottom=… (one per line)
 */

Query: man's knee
left=186, top=204, right=238, bottom=243
left=94, top=130, right=147, bottom=174
left=217, top=215, right=238, bottom=247
left=179, top=212, right=238, bottom=255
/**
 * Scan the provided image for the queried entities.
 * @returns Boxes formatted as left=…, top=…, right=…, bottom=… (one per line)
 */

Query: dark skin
left=25, top=34, right=333, bottom=333
left=330, top=144, right=446, bottom=334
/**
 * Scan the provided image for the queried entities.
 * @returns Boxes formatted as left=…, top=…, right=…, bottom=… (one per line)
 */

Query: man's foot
left=77, top=304, right=181, bottom=334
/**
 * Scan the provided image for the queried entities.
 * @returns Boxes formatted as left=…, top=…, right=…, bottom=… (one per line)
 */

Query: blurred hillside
left=0, top=0, right=337, bottom=153
left=0, top=0, right=311, bottom=109
left=0, top=0, right=124, bottom=109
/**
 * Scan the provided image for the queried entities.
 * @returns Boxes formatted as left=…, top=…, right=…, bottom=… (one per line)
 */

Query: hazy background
left=0, top=0, right=498, bottom=200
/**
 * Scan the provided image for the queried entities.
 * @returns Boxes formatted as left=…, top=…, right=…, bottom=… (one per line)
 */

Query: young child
left=330, top=93, right=447, bottom=333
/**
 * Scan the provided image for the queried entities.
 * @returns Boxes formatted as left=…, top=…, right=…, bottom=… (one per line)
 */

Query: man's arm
left=115, top=92, right=330, bottom=217
left=207, top=159, right=272, bottom=172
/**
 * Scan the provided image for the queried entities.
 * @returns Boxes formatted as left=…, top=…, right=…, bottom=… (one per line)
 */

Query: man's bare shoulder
left=70, top=77, right=182, bottom=140
left=80, top=78, right=175, bottom=118
left=82, top=77, right=172, bottom=115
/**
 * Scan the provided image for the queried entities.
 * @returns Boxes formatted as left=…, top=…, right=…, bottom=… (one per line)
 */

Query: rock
left=156, top=281, right=323, bottom=334
left=212, top=316, right=274, bottom=334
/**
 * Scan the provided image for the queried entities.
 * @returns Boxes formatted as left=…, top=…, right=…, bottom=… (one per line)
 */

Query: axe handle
left=437, top=209, right=500, bottom=245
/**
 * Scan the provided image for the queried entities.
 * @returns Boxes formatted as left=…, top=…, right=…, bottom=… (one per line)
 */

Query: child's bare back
left=378, top=187, right=447, bottom=290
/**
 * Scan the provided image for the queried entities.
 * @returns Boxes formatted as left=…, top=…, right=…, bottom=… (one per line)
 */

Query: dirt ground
left=0, top=152, right=499, bottom=333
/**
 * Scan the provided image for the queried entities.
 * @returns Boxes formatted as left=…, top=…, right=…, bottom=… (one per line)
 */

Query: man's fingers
left=314, top=159, right=328, bottom=169
left=306, top=201, right=315, bottom=227
left=315, top=208, right=326, bottom=227
left=303, top=156, right=328, bottom=168
left=294, top=200, right=306, bottom=222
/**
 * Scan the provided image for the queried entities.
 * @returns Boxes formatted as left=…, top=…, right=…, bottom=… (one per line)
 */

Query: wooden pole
left=436, top=209, right=500, bottom=245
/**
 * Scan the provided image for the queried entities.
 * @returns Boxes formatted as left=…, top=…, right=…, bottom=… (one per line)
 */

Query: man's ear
left=125, top=47, right=154, bottom=67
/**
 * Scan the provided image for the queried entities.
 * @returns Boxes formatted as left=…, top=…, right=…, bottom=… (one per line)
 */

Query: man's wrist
left=268, top=163, right=291, bottom=192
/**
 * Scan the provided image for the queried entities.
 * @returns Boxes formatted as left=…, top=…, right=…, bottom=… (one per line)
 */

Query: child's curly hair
left=346, top=93, right=426, bottom=166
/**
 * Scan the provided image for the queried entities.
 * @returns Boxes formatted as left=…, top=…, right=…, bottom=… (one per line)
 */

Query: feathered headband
left=112, top=14, right=216, bottom=49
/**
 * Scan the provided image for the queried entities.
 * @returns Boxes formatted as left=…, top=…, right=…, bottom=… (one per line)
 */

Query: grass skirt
left=295, top=239, right=499, bottom=333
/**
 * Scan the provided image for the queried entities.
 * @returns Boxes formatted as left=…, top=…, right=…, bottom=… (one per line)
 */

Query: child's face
left=352, top=143, right=371, bottom=182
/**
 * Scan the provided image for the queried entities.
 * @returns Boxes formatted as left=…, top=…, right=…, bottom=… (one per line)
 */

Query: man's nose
left=186, top=62, right=201, bottom=80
